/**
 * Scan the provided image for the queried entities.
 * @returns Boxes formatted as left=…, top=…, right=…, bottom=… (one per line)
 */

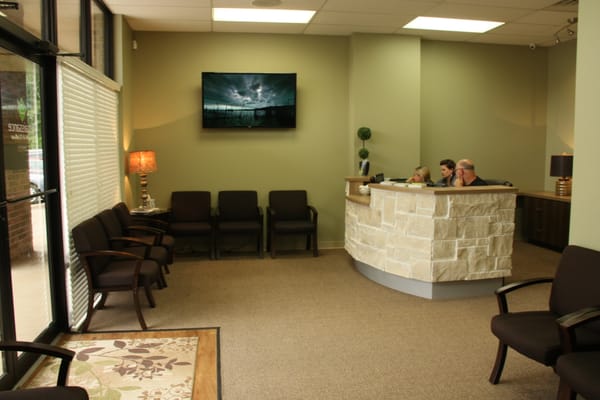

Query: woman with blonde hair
left=406, top=166, right=433, bottom=185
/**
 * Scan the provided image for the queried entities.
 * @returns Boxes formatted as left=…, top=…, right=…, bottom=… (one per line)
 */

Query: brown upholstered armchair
left=489, top=245, right=600, bottom=385
left=169, top=191, right=214, bottom=259
left=112, top=202, right=175, bottom=265
left=215, top=190, right=263, bottom=258
left=0, top=341, right=88, bottom=399
left=72, top=217, right=162, bottom=331
left=96, top=208, right=169, bottom=288
left=267, top=190, right=318, bottom=258
left=555, top=306, right=600, bottom=400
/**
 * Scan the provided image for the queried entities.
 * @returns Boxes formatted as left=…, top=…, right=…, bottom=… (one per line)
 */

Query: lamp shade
left=550, top=154, right=573, bottom=177
left=129, top=150, right=157, bottom=174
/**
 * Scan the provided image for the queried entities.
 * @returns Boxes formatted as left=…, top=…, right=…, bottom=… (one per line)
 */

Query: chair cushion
left=94, top=259, right=160, bottom=288
left=491, top=311, right=562, bottom=365
left=171, top=191, right=211, bottom=221
left=272, top=220, right=315, bottom=233
left=169, top=222, right=212, bottom=236
left=491, top=311, right=600, bottom=366
left=218, top=221, right=261, bottom=233
left=0, top=386, right=89, bottom=400
left=126, top=245, right=169, bottom=266
left=269, top=190, right=308, bottom=220
left=218, top=191, right=259, bottom=221
left=556, top=352, right=600, bottom=400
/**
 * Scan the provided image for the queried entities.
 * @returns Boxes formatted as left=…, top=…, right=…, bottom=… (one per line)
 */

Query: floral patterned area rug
left=24, top=328, right=220, bottom=400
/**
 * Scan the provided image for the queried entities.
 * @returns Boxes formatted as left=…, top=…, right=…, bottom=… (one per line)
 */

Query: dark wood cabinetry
left=521, top=192, right=570, bottom=251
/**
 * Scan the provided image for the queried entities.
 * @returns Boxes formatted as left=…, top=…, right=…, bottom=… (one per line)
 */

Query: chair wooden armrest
left=557, top=306, right=600, bottom=353
left=0, top=341, right=75, bottom=386
left=128, top=225, right=165, bottom=243
left=494, top=277, right=554, bottom=314
left=308, top=205, right=318, bottom=224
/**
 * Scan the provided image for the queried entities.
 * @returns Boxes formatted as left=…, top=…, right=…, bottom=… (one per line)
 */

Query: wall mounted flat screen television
left=202, top=72, right=296, bottom=129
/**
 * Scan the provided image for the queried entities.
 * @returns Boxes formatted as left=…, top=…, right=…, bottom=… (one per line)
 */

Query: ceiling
left=102, top=0, right=579, bottom=47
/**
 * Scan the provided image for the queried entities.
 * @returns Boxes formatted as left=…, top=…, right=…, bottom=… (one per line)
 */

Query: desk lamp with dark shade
left=550, top=154, right=573, bottom=196
left=129, top=150, right=157, bottom=209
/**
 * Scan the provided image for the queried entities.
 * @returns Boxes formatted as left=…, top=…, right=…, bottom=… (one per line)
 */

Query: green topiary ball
left=358, top=148, right=369, bottom=160
left=357, top=127, right=371, bottom=141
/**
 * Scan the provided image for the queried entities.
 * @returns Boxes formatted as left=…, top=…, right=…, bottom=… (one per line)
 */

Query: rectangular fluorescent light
left=213, top=8, right=315, bottom=24
left=404, top=16, right=504, bottom=33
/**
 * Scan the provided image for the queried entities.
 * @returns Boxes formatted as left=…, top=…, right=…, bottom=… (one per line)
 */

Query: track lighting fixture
left=553, top=16, right=578, bottom=45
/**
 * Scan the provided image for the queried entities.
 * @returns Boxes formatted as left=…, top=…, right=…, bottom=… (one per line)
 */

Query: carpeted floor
left=25, top=329, right=219, bottom=400
left=87, top=241, right=562, bottom=400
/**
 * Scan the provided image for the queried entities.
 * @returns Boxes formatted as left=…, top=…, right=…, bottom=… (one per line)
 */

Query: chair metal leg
left=489, top=341, right=508, bottom=384
left=81, top=291, right=96, bottom=333
left=312, top=231, right=318, bottom=257
left=132, top=287, right=148, bottom=330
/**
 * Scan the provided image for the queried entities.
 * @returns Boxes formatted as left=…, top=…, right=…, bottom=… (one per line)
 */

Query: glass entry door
left=0, top=47, right=56, bottom=382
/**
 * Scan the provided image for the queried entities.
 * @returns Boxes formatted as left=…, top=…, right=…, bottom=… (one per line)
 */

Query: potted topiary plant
left=357, top=126, right=371, bottom=176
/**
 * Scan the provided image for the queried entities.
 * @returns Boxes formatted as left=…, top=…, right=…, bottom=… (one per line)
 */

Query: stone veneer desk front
left=344, top=178, right=518, bottom=299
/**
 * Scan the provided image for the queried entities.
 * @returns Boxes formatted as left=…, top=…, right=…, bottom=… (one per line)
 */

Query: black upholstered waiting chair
left=72, top=217, right=162, bottom=331
left=267, top=190, right=318, bottom=258
left=169, top=191, right=214, bottom=259
left=489, top=245, right=600, bottom=385
left=0, top=341, right=88, bottom=400
left=555, top=307, right=600, bottom=400
left=95, top=208, right=169, bottom=288
left=113, top=202, right=175, bottom=265
left=215, top=190, right=263, bottom=259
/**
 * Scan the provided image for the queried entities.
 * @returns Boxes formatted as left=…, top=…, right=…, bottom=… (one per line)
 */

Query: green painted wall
left=125, top=30, right=577, bottom=248
left=420, top=41, right=548, bottom=189
left=131, top=32, right=350, bottom=247
left=349, top=34, right=420, bottom=178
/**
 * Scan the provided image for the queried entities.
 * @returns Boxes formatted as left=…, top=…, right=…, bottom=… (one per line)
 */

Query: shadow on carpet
left=24, top=328, right=220, bottom=400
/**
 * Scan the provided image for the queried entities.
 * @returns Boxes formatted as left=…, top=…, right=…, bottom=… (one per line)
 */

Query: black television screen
left=202, top=72, right=296, bottom=129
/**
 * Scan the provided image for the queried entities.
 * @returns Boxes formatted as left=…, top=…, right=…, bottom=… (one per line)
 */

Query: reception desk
left=344, top=177, right=517, bottom=299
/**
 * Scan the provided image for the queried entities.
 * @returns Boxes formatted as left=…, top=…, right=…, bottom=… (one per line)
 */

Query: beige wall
left=124, top=30, right=580, bottom=248
left=570, top=0, right=600, bottom=251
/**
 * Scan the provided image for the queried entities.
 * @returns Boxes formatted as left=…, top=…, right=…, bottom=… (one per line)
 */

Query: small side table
left=130, top=208, right=170, bottom=223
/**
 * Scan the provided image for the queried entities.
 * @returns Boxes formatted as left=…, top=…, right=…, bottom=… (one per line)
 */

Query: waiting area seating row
left=168, top=190, right=319, bottom=259
left=71, top=204, right=175, bottom=332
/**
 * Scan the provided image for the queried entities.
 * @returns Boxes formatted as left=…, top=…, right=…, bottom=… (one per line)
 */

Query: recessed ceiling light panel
left=404, top=16, right=504, bottom=33
left=213, top=8, right=315, bottom=24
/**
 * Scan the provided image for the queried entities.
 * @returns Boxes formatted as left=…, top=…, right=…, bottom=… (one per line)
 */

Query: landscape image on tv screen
left=202, top=72, right=296, bottom=128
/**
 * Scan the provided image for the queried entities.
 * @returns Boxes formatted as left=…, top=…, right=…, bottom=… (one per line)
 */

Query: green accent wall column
left=349, top=34, right=421, bottom=179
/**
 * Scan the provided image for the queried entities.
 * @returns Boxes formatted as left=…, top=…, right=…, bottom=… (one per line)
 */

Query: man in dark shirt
left=454, top=159, right=488, bottom=187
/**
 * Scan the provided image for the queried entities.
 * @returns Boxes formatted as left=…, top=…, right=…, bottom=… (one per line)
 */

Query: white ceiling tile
left=103, top=0, right=579, bottom=47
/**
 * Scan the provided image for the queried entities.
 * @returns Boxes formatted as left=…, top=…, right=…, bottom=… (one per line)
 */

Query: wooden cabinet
left=521, top=192, right=570, bottom=251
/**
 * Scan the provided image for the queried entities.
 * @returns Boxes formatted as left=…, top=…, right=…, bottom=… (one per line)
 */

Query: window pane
left=1, top=0, right=42, bottom=38
left=91, top=1, right=105, bottom=73
left=57, top=0, right=81, bottom=55
left=0, top=51, right=53, bottom=341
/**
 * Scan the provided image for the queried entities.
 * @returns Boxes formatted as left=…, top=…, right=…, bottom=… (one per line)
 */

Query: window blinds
left=57, top=58, right=121, bottom=328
